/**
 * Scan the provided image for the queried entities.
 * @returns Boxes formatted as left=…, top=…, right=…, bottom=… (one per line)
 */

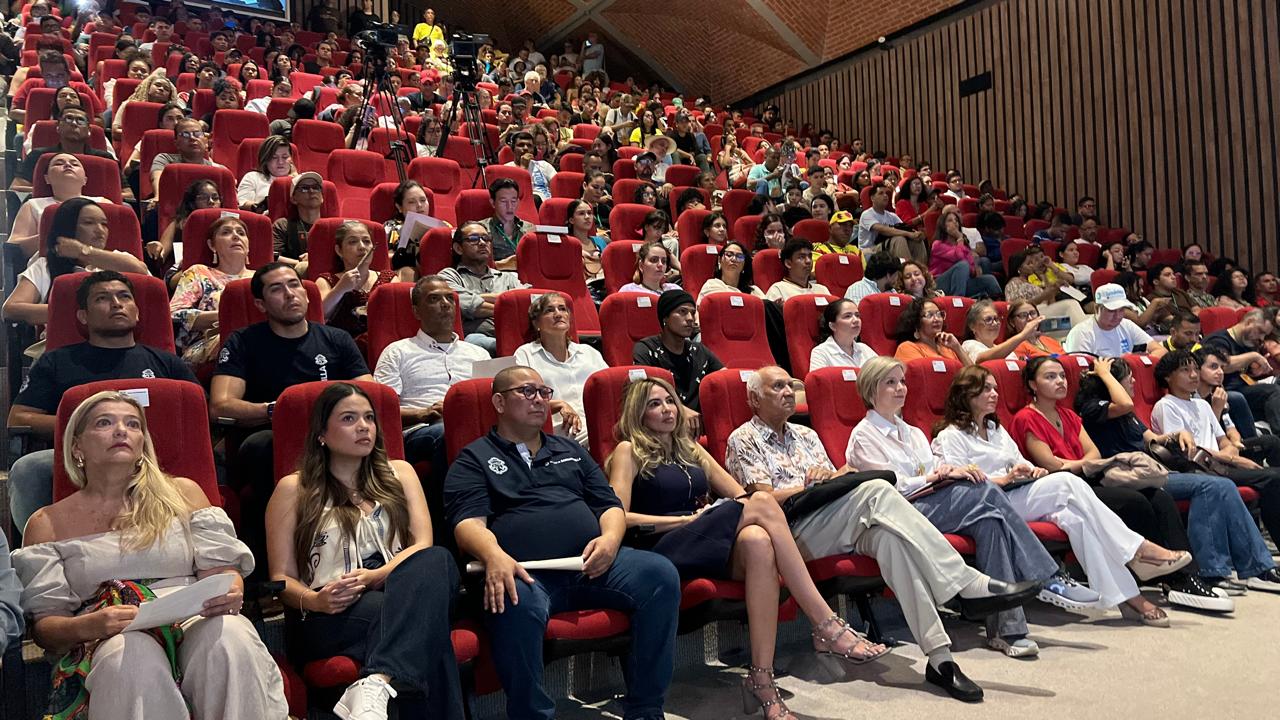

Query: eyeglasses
left=922, top=311, right=946, bottom=320
left=177, top=130, right=206, bottom=139
left=294, top=184, right=322, bottom=193
left=60, top=116, right=89, bottom=126
left=979, top=316, right=1001, bottom=325
left=498, top=384, right=554, bottom=400
left=196, top=193, right=222, bottom=203
left=722, top=252, right=745, bottom=262
left=461, top=234, right=492, bottom=245
left=1012, top=310, right=1040, bottom=322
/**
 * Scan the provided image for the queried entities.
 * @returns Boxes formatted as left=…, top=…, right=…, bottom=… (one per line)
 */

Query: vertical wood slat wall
left=760, top=0, right=1280, bottom=272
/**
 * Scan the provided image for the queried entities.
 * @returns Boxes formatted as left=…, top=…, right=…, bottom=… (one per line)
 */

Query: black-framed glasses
left=461, top=234, right=492, bottom=245
left=294, top=184, right=322, bottom=193
left=177, top=130, right=206, bottom=139
left=498, top=384, right=554, bottom=400
left=60, top=116, right=89, bottom=126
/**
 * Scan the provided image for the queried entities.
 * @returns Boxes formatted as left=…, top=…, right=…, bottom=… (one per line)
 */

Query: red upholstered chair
left=791, top=219, right=829, bottom=245
left=857, top=293, right=913, bottom=356
left=155, top=164, right=238, bottom=232
left=1003, top=215, right=1026, bottom=239
left=271, top=380, right=405, bottom=480
left=805, top=367, right=869, bottom=465
left=292, top=119, right=346, bottom=173
left=1074, top=241, right=1102, bottom=268
left=368, top=182, right=408, bottom=224
left=982, top=357, right=1031, bottom=428
left=608, top=202, right=652, bottom=241
left=699, top=368, right=758, bottom=465
left=137, top=129, right=178, bottom=200
left=610, top=179, right=649, bottom=206
left=1023, top=219, right=1050, bottom=237
left=36, top=203, right=142, bottom=260
left=326, top=149, right=388, bottom=219
left=697, top=293, right=774, bottom=370
left=266, top=97, right=295, bottom=122
left=22, top=87, right=95, bottom=125
left=243, top=78, right=274, bottom=101
left=31, top=153, right=123, bottom=203
left=680, top=244, right=721, bottom=297
left=583, top=366, right=676, bottom=465
left=304, top=218, right=390, bottom=280
left=559, top=155, right=584, bottom=176
left=516, top=233, right=601, bottom=335
left=189, top=88, right=216, bottom=120
left=210, top=109, right=270, bottom=169
left=417, top=227, right=458, bottom=276
left=235, top=137, right=299, bottom=180
left=937, top=296, right=976, bottom=339
left=443, top=377, right=555, bottom=462
left=675, top=208, right=712, bottom=253
left=450, top=189, right=493, bottom=226
left=217, top=278, right=324, bottom=344
left=598, top=293, right=662, bottom=366
left=784, top=294, right=838, bottom=379
left=602, top=240, right=644, bottom=294
left=266, top=176, right=340, bottom=222
left=572, top=123, right=601, bottom=140
left=1198, top=306, right=1241, bottom=335
left=180, top=209, right=275, bottom=270
left=537, top=198, right=576, bottom=227
left=45, top=272, right=173, bottom=352
left=733, top=214, right=763, bottom=247
left=484, top=165, right=540, bottom=220
left=365, top=283, right=462, bottom=367
left=28, top=120, right=109, bottom=153
left=493, top=288, right=579, bottom=357
left=814, top=252, right=863, bottom=297
left=51, top=379, right=218, bottom=501
left=1091, top=268, right=1121, bottom=294
left=901, top=357, right=962, bottom=440
left=664, top=165, right=700, bottom=188
left=551, top=171, right=584, bottom=199
left=667, top=188, right=710, bottom=221
left=958, top=197, right=979, bottom=213
left=1123, top=353, right=1161, bottom=426
left=612, top=158, right=635, bottom=180
left=721, top=189, right=756, bottom=229
left=366, top=126, right=418, bottom=160
left=752, top=248, right=783, bottom=293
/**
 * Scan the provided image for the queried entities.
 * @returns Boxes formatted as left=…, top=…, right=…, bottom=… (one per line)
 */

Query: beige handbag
left=1080, top=452, right=1168, bottom=489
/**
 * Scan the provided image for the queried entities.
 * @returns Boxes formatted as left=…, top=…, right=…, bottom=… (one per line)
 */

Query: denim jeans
left=8, top=448, right=54, bottom=533
left=935, top=260, right=1002, bottom=298
left=464, top=332, right=497, bottom=356
left=483, top=547, right=680, bottom=720
left=1227, top=391, right=1257, bottom=439
left=1162, top=473, right=1275, bottom=579
left=403, top=422, right=446, bottom=467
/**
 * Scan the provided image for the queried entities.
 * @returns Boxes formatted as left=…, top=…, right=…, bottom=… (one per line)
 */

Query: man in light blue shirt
left=845, top=251, right=902, bottom=304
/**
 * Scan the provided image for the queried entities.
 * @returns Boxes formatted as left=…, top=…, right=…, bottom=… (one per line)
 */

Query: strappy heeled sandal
left=1119, top=602, right=1170, bottom=628
left=741, top=665, right=799, bottom=720
left=810, top=614, right=891, bottom=664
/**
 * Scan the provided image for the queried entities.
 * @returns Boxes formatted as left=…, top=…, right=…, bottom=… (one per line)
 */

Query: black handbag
left=781, top=470, right=896, bottom=524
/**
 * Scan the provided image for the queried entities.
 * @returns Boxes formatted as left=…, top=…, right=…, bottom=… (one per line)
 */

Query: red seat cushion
left=1029, top=521, right=1069, bottom=544
left=544, top=609, right=630, bottom=639
left=301, top=655, right=360, bottom=688
left=805, top=553, right=881, bottom=582
left=679, top=577, right=747, bottom=611
left=946, top=533, right=977, bottom=555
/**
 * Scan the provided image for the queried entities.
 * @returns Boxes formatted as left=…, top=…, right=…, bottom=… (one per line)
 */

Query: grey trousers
left=789, top=479, right=982, bottom=654
left=910, top=481, right=1060, bottom=639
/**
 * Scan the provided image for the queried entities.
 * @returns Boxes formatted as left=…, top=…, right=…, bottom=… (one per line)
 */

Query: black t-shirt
left=671, top=129, right=699, bottom=156
left=632, top=336, right=724, bottom=411
left=1077, top=397, right=1148, bottom=458
left=215, top=322, right=369, bottom=403
left=1203, top=330, right=1252, bottom=392
left=15, top=343, right=198, bottom=414
left=18, top=146, right=116, bottom=182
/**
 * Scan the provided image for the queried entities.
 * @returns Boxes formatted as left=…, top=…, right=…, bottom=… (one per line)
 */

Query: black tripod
left=351, top=52, right=413, bottom=183
left=437, top=83, right=496, bottom=188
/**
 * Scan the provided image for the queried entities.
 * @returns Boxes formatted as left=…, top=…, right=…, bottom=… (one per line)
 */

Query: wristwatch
left=266, top=401, right=276, bottom=419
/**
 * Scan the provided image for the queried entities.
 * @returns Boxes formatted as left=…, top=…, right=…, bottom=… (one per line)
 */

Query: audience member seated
left=812, top=210, right=862, bottom=260
left=1111, top=270, right=1172, bottom=334
left=1064, top=283, right=1153, bottom=356
left=753, top=212, right=790, bottom=252
left=725, top=366, right=1039, bottom=701
left=150, top=117, right=227, bottom=203
left=1126, top=240, right=1154, bottom=272
left=1255, top=271, right=1280, bottom=307
left=764, top=239, right=828, bottom=303
left=581, top=170, right=614, bottom=232
left=1009, top=356, right=1196, bottom=626
left=849, top=358, right=1094, bottom=656
left=445, top=366, right=681, bottom=720
left=513, top=292, right=607, bottom=445
left=1053, top=241, right=1095, bottom=289
left=858, top=184, right=926, bottom=264
left=894, top=260, right=942, bottom=300
left=4, top=199, right=147, bottom=328
left=1001, top=301, right=1063, bottom=358
left=619, top=240, right=682, bottom=295
left=8, top=152, right=110, bottom=259
left=893, top=297, right=973, bottom=365
left=1004, top=246, right=1088, bottom=327
left=0, top=528, right=20, bottom=654
left=245, top=77, right=293, bottom=115
left=169, top=216, right=256, bottom=366
left=265, top=383, right=465, bottom=720
left=565, top=199, right=607, bottom=284
left=505, top=130, right=557, bottom=202
left=485, top=178, right=534, bottom=270
left=237, top=135, right=297, bottom=213
left=212, top=263, right=372, bottom=564
left=14, top=390, right=286, bottom=718
left=384, top=180, right=435, bottom=282
left=931, top=211, right=1000, bottom=298
left=633, top=290, right=724, bottom=419
left=125, top=103, right=189, bottom=179
left=113, top=72, right=179, bottom=156
left=894, top=176, right=930, bottom=229
left=1212, top=267, right=1254, bottom=310
left=960, top=299, right=1040, bottom=363
left=1076, top=355, right=1280, bottom=603
left=102, top=53, right=155, bottom=112
left=11, top=50, right=100, bottom=125
left=438, top=222, right=525, bottom=354
left=12, top=106, right=114, bottom=193
left=698, top=240, right=764, bottom=301
left=153, top=179, right=225, bottom=279
left=17, top=85, right=87, bottom=159
left=809, top=298, right=877, bottom=370
left=844, top=251, right=901, bottom=304
left=273, top=172, right=325, bottom=274
left=607, top=377, right=889, bottom=714
left=316, top=221, right=399, bottom=338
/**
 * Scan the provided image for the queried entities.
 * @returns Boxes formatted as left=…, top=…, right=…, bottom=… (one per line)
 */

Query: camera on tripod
left=449, top=31, right=491, bottom=88
left=353, top=23, right=402, bottom=74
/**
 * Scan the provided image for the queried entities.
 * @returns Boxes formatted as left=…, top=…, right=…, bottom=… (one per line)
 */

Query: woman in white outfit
left=512, top=291, right=607, bottom=445
left=931, top=364, right=1190, bottom=626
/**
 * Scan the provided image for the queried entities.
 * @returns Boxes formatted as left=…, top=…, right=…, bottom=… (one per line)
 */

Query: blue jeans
left=484, top=547, right=679, bottom=720
left=464, top=332, right=497, bottom=356
left=1163, top=473, right=1275, bottom=579
left=1227, top=390, right=1257, bottom=439
left=936, top=260, right=1002, bottom=298
left=8, top=448, right=54, bottom=533
left=403, top=422, right=446, bottom=467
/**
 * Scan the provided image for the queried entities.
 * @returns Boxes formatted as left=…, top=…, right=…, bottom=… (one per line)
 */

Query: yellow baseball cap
left=829, top=210, right=856, bottom=225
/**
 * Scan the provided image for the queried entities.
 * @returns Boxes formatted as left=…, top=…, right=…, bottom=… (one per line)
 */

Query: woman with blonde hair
left=112, top=71, right=179, bottom=151
left=266, top=382, right=462, bottom=719
left=14, top=391, right=287, bottom=718
left=607, top=377, right=888, bottom=720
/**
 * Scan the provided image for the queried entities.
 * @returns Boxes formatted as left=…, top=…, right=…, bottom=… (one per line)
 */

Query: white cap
left=1094, top=283, right=1135, bottom=311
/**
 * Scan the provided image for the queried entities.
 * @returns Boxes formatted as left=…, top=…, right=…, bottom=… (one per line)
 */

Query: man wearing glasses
left=149, top=117, right=227, bottom=203
left=439, top=222, right=525, bottom=354
left=11, top=107, right=115, bottom=192
left=446, top=366, right=680, bottom=720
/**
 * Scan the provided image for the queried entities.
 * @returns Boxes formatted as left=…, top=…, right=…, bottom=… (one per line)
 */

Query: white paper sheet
left=398, top=211, right=448, bottom=248
left=123, top=574, right=235, bottom=631
left=465, top=556, right=586, bottom=574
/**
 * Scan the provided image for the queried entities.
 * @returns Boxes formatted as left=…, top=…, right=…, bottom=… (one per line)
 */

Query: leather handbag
left=1081, top=451, right=1168, bottom=489
left=781, top=470, right=896, bottom=524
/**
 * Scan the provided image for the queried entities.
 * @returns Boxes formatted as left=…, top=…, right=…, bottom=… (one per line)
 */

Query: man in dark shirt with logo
left=211, top=262, right=371, bottom=563
left=7, top=271, right=198, bottom=532
left=446, top=366, right=679, bottom=720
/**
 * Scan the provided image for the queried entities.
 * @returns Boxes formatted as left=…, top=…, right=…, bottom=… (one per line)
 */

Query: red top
left=1010, top=405, right=1084, bottom=460
left=895, top=198, right=925, bottom=223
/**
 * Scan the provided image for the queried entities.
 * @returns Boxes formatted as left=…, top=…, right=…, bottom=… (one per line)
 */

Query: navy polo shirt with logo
left=15, top=342, right=197, bottom=413
left=445, top=429, right=623, bottom=561
left=215, top=321, right=369, bottom=403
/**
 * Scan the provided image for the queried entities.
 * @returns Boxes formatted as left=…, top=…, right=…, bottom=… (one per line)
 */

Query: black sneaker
left=1165, top=575, right=1235, bottom=613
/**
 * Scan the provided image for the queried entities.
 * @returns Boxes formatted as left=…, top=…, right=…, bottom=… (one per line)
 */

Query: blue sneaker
left=1037, top=573, right=1102, bottom=612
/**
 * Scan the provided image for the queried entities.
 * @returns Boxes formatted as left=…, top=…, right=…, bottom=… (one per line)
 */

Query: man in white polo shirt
left=1063, top=283, right=1153, bottom=356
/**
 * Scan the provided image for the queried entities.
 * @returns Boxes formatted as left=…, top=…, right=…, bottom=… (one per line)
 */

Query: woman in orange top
left=1006, top=300, right=1066, bottom=358
left=892, top=297, right=974, bottom=365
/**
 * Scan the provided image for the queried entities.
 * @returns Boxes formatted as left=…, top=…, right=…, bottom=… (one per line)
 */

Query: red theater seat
left=326, top=149, right=388, bottom=219
left=583, top=366, right=676, bottom=465
left=602, top=240, right=645, bottom=294
left=515, top=233, right=601, bottom=335
left=858, top=293, right=913, bottom=357
left=493, top=288, right=578, bottom=357
left=155, top=164, right=238, bottom=232
left=784, top=294, right=838, bottom=379
left=271, top=380, right=405, bottom=480
left=31, top=153, right=123, bottom=203
left=292, top=119, right=346, bottom=173
left=805, top=367, right=869, bottom=465
left=697, top=293, right=774, bottom=369
left=210, top=109, right=270, bottom=169
left=598, top=293, right=662, bottom=366
left=699, top=368, right=757, bottom=465
left=218, top=278, right=324, bottom=342
left=901, top=357, right=962, bottom=440
left=814, top=252, right=863, bottom=297
left=46, top=272, right=173, bottom=352
left=304, top=218, right=390, bottom=280
left=180, top=209, right=275, bottom=270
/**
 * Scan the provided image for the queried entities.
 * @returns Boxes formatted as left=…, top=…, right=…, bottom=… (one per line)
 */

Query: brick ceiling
left=434, top=0, right=966, bottom=102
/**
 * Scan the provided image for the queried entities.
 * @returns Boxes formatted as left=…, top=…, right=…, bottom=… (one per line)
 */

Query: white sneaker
left=1245, top=568, right=1280, bottom=594
left=334, top=675, right=397, bottom=720
left=988, top=636, right=1039, bottom=658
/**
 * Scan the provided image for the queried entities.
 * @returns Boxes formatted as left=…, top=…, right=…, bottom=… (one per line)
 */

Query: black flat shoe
left=925, top=660, right=983, bottom=702
left=957, top=579, right=1042, bottom=621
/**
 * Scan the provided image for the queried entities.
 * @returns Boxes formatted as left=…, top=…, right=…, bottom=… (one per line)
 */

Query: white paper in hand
left=398, top=211, right=447, bottom=249
left=465, top=556, right=586, bottom=573
left=124, top=574, right=235, bottom=631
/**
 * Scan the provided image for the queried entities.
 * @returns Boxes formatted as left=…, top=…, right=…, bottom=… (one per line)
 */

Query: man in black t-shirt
left=7, top=272, right=198, bottom=532
left=1202, top=310, right=1280, bottom=428
left=632, top=290, right=723, bottom=422
left=211, top=263, right=371, bottom=565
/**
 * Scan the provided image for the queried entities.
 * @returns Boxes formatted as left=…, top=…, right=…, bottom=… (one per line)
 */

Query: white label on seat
left=952, top=297, right=964, bottom=307
left=546, top=234, right=562, bottom=244
left=739, top=370, right=753, bottom=382
left=839, top=255, right=850, bottom=265
left=1006, top=360, right=1019, bottom=371
left=627, top=368, right=648, bottom=381
left=632, top=244, right=642, bottom=252
left=535, top=224, right=570, bottom=234
left=815, top=297, right=829, bottom=306
left=636, top=296, right=652, bottom=308
left=730, top=295, right=744, bottom=307
left=220, top=210, right=238, bottom=219
left=889, top=295, right=901, bottom=306
left=122, top=388, right=151, bottom=407
left=1075, top=355, right=1089, bottom=367
left=1141, top=355, right=1152, bottom=365
left=842, top=369, right=857, bottom=381
left=932, top=360, right=946, bottom=373
left=705, top=245, right=719, bottom=254
left=530, top=293, right=542, bottom=302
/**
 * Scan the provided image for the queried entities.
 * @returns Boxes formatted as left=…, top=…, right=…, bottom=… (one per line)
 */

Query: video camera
left=353, top=22, right=402, bottom=75
left=448, top=31, right=490, bottom=88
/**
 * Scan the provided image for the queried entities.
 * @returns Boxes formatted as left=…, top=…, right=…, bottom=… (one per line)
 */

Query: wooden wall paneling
left=1254, top=0, right=1280, bottom=270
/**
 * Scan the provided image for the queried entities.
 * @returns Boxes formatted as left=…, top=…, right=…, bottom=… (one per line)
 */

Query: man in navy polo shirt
left=445, top=366, right=679, bottom=720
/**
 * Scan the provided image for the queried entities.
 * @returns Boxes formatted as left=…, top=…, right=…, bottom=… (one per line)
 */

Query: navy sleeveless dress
left=628, top=462, right=746, bottom=579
